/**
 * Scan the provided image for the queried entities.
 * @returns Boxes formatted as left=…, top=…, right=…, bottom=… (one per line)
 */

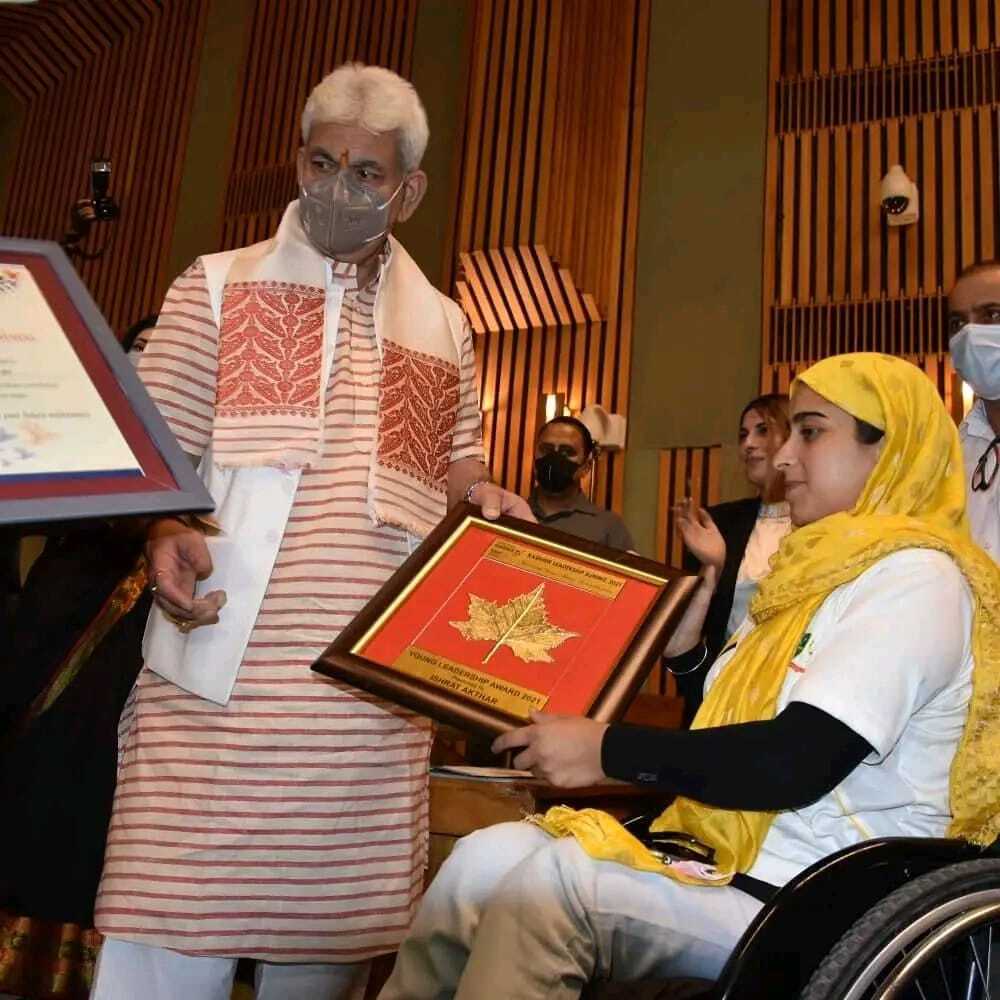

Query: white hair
left=301, top=63, right=429, bottom=172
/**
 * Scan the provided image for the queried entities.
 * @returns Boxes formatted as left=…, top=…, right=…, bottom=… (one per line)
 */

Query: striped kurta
left=94, top=256, right=484, bottom=961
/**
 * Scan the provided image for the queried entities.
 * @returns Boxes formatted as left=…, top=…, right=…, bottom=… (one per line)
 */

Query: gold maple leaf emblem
left=449, top=583, right=579, bottom=664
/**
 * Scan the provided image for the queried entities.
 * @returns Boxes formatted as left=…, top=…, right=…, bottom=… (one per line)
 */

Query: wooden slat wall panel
left=769, top=294, right=950, bottom=360
left=449, top=0, right=650, bottom=514
left=764, top=0, right=999, bottom=404
left=767, top=111, right=1000, bottom=309
left=219, top=0, right=419, bottom=252
left=457, top=244, right=605, bottom=498
left=775, top=48, right=1000, bottom=130
left=0, top=0, right=140, bottom=102
left=778, top=0, right=997, bottom=78
left=0, top=0, right=209, bottom=335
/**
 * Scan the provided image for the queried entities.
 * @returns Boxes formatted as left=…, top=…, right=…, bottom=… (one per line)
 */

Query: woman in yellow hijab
left=379, top=354, right=1000, bottom=1000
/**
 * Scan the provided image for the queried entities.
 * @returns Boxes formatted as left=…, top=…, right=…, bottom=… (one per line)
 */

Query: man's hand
left=492, top=712, right=608, bottom=787
left=146, top=519, right=225, bottom=631
left=447, top=457, right=536, bottom=522
left=470, top=481, right=535, bottom=522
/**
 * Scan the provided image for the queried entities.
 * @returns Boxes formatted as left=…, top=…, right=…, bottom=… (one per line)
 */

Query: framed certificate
left=0, top=238, right=212, bottom=525
left=313, top=503, right=697, bottom=737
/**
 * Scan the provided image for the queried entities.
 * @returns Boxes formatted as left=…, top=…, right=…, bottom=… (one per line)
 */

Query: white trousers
left=379, top=822, right=764, bottom=1000
left=90, top=938, right=370, bottom=1000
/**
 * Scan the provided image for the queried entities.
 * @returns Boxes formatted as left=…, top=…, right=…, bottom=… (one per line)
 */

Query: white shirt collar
left=960, top=398, right=996, bottom=443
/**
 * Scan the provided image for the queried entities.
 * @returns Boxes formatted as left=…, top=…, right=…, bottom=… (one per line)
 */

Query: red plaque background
left=361, top=523, right=659, bottom=715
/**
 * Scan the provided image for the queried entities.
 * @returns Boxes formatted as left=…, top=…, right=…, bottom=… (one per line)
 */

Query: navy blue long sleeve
left=601, top=703, right=872, bottom=810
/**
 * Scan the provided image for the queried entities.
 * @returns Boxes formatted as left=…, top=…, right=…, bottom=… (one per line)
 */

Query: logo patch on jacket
left=793, top=632, right=813, bottom=658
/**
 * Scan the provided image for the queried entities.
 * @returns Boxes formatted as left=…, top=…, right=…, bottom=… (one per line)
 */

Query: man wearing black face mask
left=529, top=416, right=635, bottom=550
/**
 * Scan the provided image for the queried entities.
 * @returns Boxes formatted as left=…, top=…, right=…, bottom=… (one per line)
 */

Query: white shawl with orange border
left=204, top=201, right=464, bottom=537
left=145, top=202, right=467, bottom=704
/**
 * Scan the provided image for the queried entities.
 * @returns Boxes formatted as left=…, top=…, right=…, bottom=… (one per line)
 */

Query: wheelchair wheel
left=800, top=858, right=1000, bottom=1000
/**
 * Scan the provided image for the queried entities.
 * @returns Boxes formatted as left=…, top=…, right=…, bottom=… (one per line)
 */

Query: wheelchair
left=586, top=836, right=1000, bottom=999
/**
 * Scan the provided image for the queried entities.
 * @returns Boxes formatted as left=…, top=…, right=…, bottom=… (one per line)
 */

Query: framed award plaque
left=0, top=238, right=212, bottom=525
left=313, top=503, right=697, bottom=737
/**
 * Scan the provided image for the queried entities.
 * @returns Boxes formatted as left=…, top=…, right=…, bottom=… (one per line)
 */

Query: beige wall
left=402, top=0, right=471, bottom=286
left=164, top=0, right=254, bottom=285
left=623, top=0, right=770, bottom=556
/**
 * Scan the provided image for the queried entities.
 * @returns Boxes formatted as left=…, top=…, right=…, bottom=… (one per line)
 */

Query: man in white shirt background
left=948, top=261, right=1000, bottom=560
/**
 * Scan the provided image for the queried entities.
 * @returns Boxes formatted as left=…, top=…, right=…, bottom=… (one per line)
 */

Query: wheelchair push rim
left=873, top=900, right=1000, bottom=999
left=844, top=887, right=1000, bottom=1000
left=800, top=860, right=1000, bottom=1000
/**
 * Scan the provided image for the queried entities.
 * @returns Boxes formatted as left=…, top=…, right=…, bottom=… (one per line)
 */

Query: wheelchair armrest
left=714, top=837, right=987, bottom=1000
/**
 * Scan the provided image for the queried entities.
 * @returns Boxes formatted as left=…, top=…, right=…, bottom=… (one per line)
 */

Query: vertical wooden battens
left=764, top=0, right=1000, bottom=407
left=0, top=0, right=210, bottom=335
left=449, top=0, right=650, bottom=513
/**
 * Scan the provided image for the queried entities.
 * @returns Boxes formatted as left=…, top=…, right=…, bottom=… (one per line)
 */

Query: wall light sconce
left=540, top=392, right=570, bottom=424
left=880, top=164, right=919, bottom=227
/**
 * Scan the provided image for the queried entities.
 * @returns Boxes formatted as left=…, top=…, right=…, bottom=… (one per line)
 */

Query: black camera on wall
left=878, top=165, right=919, bottom=227
left=88, top=160, right=120, bottom=222
left=60, top=158, right=120, bottom=258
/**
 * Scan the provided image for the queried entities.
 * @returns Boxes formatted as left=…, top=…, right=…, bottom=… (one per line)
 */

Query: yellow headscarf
left=533, top=353, right=1000, bottom=884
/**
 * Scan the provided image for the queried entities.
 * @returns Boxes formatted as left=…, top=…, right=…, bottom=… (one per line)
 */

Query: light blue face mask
left=298, top=165, right=403, bottom=259
left=952, top=323, right=1000, bottom=491
left=950, top=323, right=1000, bottom=401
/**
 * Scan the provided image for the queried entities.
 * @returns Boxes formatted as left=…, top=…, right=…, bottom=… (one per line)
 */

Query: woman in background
left=666, top=394, right=791, bottom=725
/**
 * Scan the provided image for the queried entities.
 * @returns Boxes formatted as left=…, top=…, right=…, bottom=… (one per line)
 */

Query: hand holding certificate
left=313, top=503, right=697, bottom=737
left=492, top=712, right=610, bottom=787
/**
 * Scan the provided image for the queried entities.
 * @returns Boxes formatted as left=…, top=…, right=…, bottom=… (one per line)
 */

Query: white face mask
left=950, top=323, right=1000, bottom=401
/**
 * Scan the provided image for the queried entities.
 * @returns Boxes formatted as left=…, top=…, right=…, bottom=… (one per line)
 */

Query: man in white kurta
left=92, top=65, right=528, bottom=1000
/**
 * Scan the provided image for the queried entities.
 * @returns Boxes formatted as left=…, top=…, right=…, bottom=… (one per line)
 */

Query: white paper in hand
left=143, top=457, right=301, bottom=705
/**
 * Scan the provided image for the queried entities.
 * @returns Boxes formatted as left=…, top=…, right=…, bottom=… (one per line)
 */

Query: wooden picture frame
left=313, top=503, right=697, bottom=737
left=0, top=238, right=213, bottom=525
